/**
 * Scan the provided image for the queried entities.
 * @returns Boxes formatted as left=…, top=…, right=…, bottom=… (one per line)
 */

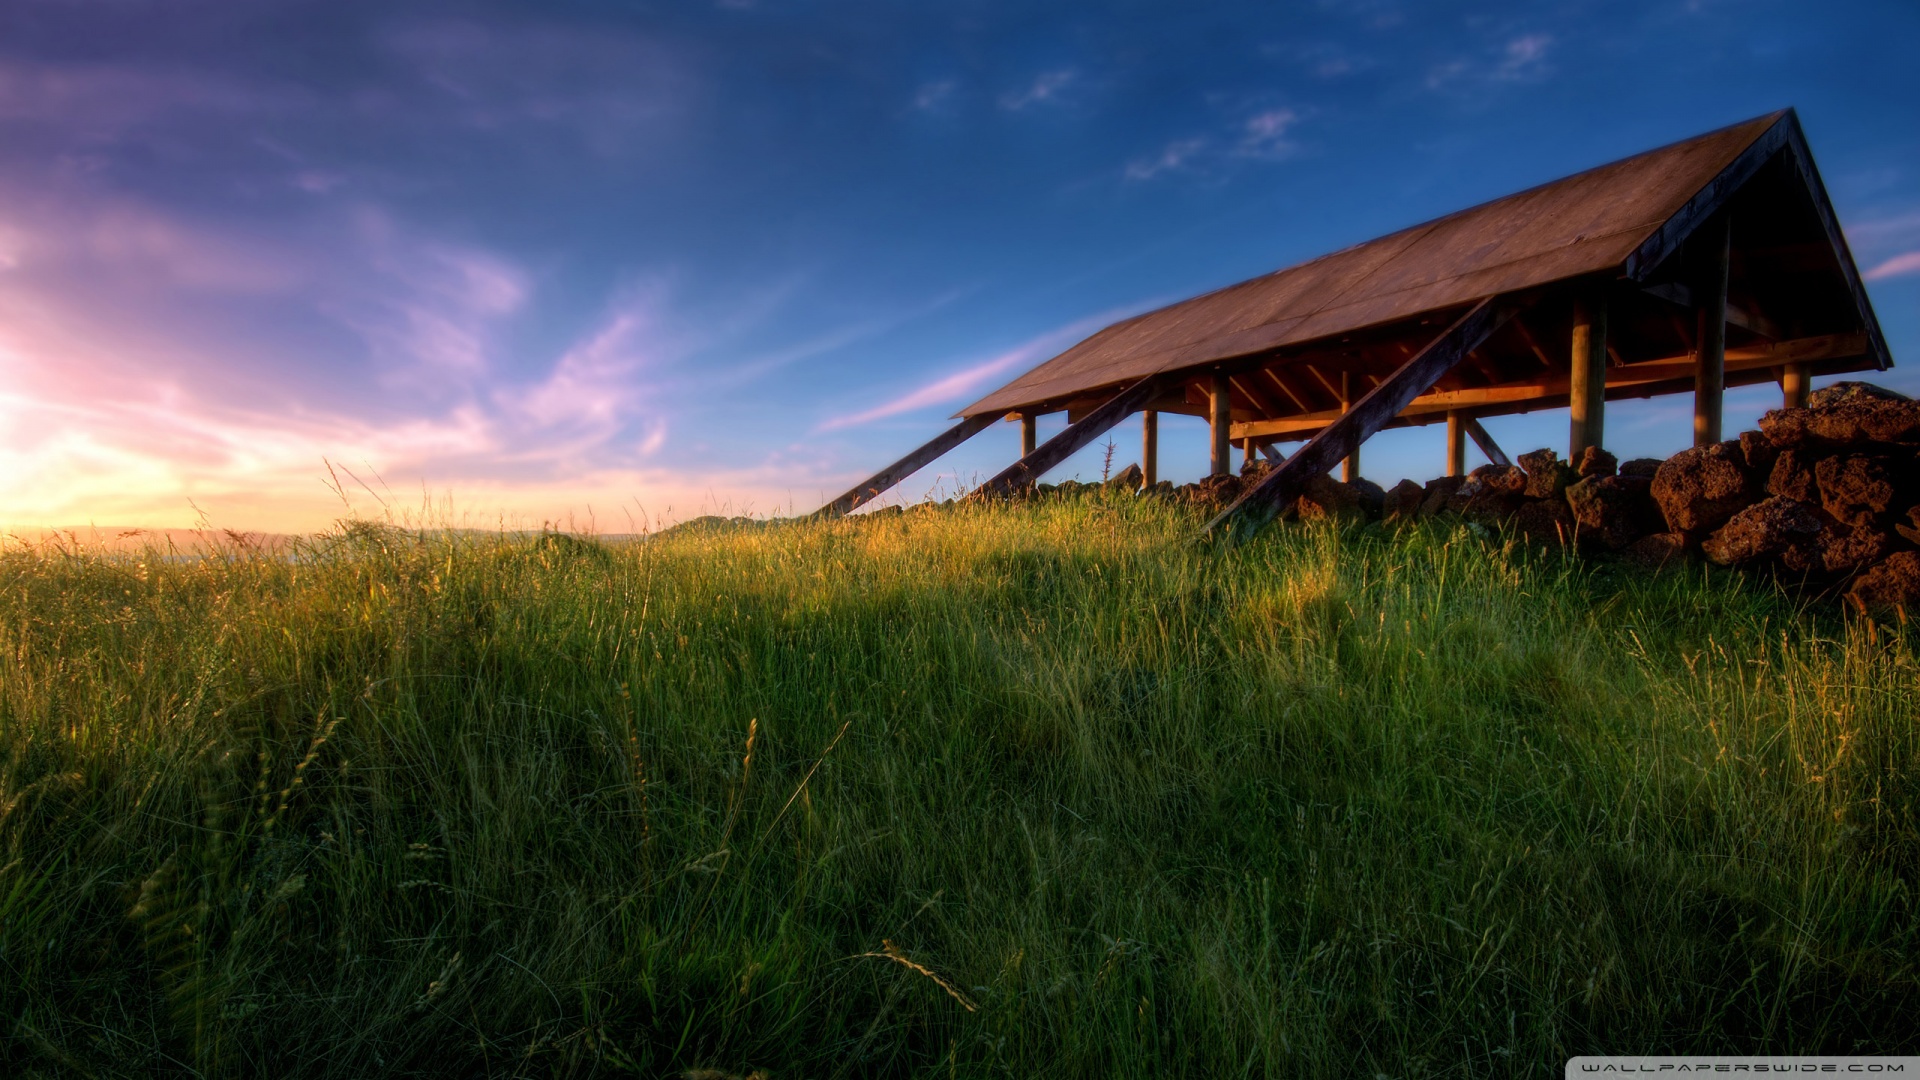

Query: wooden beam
left=1142, top=410, right=1159, bottom=487
left=1446, top=410, right=1466, bottom=477
left=1205, top=298, right=1513, bottom=540
left=816, top=413, right=999, bottom=517
left=1695, top=214, right=1730, bottom=446
left=976, top=377, right=1165, bottom=497
left=1777, top=111, right=1895, bottom=371
left=1264, top=367, right=1313, bottom=413
left=1781, top=363, right=1809, bottom=410
left=1463, top=417, right=1510, bottom=468
left=1624, top=112, right=1789, bottom=283
left=1259, top=442, right=1286, bottom=465
left=1339, top=370, right=1358, bottom=483
left=1303, top=363, right=1342, bottom=404
left=1569, top=291, right=1607, bottom=459
left=1229, top=373, right=1284, bottom=418
left=1209, top=372, right=1231, bottom=477
left=1229, top=332, right=1866, bottom=439
left=1020, top=414, right=1037, bottom=458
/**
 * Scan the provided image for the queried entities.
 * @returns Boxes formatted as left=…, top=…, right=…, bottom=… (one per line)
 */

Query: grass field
left=2, top=496, right=1916, bottom=1078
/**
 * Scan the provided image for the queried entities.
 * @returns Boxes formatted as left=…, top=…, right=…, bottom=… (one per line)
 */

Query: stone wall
left=1150, top=381, right=1920, bottom=616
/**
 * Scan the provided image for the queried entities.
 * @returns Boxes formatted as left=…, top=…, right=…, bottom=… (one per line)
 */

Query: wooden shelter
left=819, top=110, right=1891, bottom=537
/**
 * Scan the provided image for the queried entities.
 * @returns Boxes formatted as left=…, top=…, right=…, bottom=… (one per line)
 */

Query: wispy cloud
left=1427, top=32, right=1554, bottom=90
left=999, top=70, right=1074, bottom=111
left=1235, top=109, right=1299, bottom=158
left=1495, top=34, right=1553, bottom=79
left=1125, top=107, right=1302, bottom=180
left=912, top=79, right=957, bottom=112
left=1125, top=138, right=1207, bottom=181
left=815, top=310, right=1124, bottom=431
left=1864, top=251, right=1920, bottom=281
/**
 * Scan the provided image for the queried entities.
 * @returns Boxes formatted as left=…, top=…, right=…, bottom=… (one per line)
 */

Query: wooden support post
left=1020, top=413, right=1037, bottom=458
left=1446, top=410, right=1466, bottom=477
left=1569, top=292, right=1608, bottom=460
left=1259, top=442, right=1286, bottom=465
left=1243, top=436, right=1258, bottom=471
left=815, top=413, right=999, bottom=517
left=1142, top=410, right=1159, bottom=487
left=1207, top=298, right=1514, bottom=540
left=977, top=376, right=1165, bottom=497
left=1781, top=362, right=1810, bottom=409
left=1209, top=373, right=1231, bottom=477
left=1694, top=215, right=1730, bottom=446
left=1339, top=370, right=1358, bottom=482
left=1463, top=417, right=1511, bottom=468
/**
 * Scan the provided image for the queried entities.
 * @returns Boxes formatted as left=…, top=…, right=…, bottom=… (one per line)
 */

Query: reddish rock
left=1701, top=497, right=1825, bottom=567
left=1651, top=441, right=1758, bottom=534
left=1293, top=474, right=1362, bottom=522
left=1818, top=522, right=1895, bottom=576
left=1472, top=463, right=1528, bottom=495
left=1518, top=448, right=1577, bottom=499
left=1809, top=381, right=1912, bottom=408
left=1382, top=478, right=1426, bottom=520
left=1847, top=551, right=1920, bottom=617
left=1575, top=446, right=1618, bottom=478
left=1447, top=464, right=1526, bottom=514
left=1350, top=478, right=1387, bottom=518
left=1814, top=454, right=1901, bottom=525
left=1512, top=497, right=1576, bottom=547
left=1759, top=383, right=1920, bottom=448
left=1739, top=430, right=1780, bottom=474
left=1622, top=532, right=1689, bottom=570
left=1619, top=457, right=1663, bottom=478
left=1185, top=473, right=1244, bottom=511
left=1565, top=474, right=1660, bottom=550
left=1767, top=448, right=1817, bottom=502
left=1103, top=463, right=1144, bottom=492
left=1897, top=506, right=1920, bottom=548
left=1418, top=475, right=1465, bottom=517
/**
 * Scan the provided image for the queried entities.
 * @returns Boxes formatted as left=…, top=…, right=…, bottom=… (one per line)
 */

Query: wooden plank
left=1020, top=414, right=1037, bottom=458
left=975, top=376, right=1165, bottom=497
left=1205, top=298, right=1512, bottom=540
left=1446, top=411, right=1465, bottom=477
left=1695, top=214, right=1730, bottom=446
left=816, top=413, right=999, bottom=517
left=1464, top=418, right=1510, bottom=467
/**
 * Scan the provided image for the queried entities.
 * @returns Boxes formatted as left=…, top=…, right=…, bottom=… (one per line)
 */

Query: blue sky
left=0, top=0, right=1914, bottom=531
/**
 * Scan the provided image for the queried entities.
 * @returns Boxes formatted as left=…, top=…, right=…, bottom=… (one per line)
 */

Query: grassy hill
left=1, top=497, right=1914, bottom=1077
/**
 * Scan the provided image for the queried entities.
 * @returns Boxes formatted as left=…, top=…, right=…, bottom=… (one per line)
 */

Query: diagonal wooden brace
left=814, top=413, right=999, bottom=517
left=974, top=375, right=1166, bottom=497
left=1205, top=298, right=1515, bottom=540
left=1462, top=417, right=1510, bottom=467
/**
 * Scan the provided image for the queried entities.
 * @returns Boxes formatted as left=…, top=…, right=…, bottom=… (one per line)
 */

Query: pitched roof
left=959, top=112, right=1790, bottom=418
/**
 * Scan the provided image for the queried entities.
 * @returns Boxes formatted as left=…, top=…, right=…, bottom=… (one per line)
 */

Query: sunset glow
left=2, top=2, right=1913, bottom=533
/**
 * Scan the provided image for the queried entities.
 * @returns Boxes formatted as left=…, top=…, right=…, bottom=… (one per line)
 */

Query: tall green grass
left=1, top=498, right=1914, bottom=1077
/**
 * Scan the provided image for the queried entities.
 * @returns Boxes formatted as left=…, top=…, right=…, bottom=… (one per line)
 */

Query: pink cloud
left=1864, top=250, right=1920, bottom=281
left=815, top=309, right=1134, bottom=432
